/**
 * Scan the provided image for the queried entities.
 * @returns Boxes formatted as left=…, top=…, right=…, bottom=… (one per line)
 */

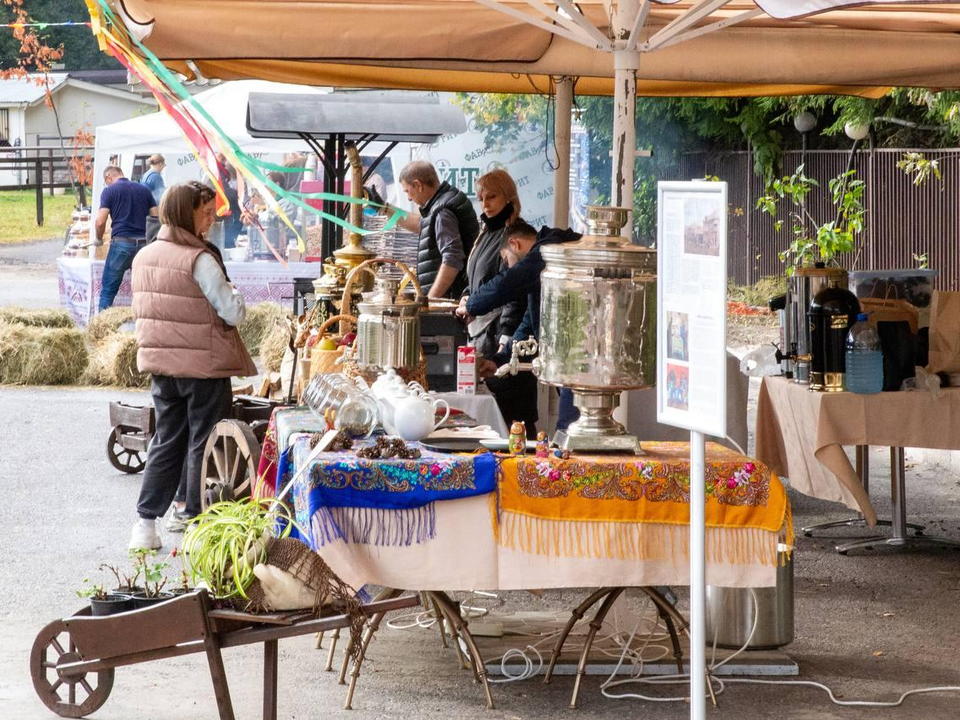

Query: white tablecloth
left=57, top=257, right=321, bottom=327
left=315, top=494, right=777, bottom=591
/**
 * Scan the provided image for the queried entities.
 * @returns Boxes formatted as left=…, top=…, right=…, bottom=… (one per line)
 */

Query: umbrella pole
left=552, top=77, right=573, bottom=228
left=611, top=48, right=638, bottom=234
left=611, top=21, right=638, bottom=431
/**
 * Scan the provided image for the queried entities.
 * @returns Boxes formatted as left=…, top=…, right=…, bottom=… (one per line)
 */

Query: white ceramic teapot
left=392, top=391, right=450, bottom=441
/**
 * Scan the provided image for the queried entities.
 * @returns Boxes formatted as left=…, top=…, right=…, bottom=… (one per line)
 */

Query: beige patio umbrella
left=115, top=0, right=960, bottom=222
left=105, top=2, right=960, bottom=715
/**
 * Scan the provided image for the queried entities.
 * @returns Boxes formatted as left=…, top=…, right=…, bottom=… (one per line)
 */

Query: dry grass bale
left=81, top=340, right=112, bottom=386
left=83, top=333, right=149, bottom=388
left=0, top=321, right=88, bottom=385
left=111, top=333, right=149, bottom=388
left=239, top=302, right=285, bottom=354
left=87, top=306, right=135, bottom=345
left=259, top=320, right=293, bottom=372
left=0, top=306, right=74, bottom=328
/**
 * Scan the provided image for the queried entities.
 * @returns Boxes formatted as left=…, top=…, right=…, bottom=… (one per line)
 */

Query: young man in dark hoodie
left=464, top=220, right=582, bottom=431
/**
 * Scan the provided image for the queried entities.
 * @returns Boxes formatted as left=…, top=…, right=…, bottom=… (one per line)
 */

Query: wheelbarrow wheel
left=31, top=618, right=114, bottom=718
left=200, top=419, right=261, bottom=511
left=106, top=426, right=148, bottom=474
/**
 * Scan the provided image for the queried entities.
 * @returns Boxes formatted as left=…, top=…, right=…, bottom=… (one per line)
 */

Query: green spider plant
left=182, top=498, right=295, bottom=601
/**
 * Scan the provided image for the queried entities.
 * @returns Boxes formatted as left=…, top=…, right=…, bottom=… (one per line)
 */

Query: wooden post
left=35, top=158, right=44, bottom=226
left=48, top=149, right=55, bottom=197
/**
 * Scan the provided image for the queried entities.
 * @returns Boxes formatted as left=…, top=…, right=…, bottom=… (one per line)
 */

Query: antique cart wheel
left=31, top=619, right=114, bottom=718
left=106, top=426, right=147, bottom=474
left=200, top=420, right=261, bottom=510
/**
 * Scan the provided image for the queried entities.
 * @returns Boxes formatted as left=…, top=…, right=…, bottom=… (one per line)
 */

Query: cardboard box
left=457, top=345, right=477, bottom=395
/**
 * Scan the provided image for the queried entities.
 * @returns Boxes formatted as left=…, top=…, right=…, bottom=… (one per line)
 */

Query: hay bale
left=0, top=306, right=74, bottom=329
left=239, top=302, right=285, bottom=354
left=260, top=320, right=293, bottom=372
left=87, top=306, right=135, bottom=345
left=0, top=321, right=88, bottom=385
left=81, top=340, right=112, bottom=386
left=111, top=334, right=149, bottom=388
left=83, top=333, right=149, bottom=388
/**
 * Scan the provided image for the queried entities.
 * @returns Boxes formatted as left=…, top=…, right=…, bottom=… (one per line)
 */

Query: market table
left=287, top=440, right=792, bottom=591
left=755, top=375, right=960, bottom=551
left=57, top=257, right=321, bottom=327
left=280, top=437, right=791, bottom=708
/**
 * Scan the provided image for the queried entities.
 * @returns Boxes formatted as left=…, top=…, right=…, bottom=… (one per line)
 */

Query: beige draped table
left=755, top=376, right=960, bottom=551
left=291, top=441, right=788, bottom=709
left=311, top=493, right=778, bottom=594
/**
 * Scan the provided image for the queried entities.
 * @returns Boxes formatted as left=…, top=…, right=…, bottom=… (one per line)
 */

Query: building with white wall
left=0, top=73, right=155, bottom=185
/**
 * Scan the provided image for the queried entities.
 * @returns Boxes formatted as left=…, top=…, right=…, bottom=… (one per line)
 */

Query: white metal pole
left=552, top=77, right=573, bottom=228
left=690, top=429, right=707, bottom=720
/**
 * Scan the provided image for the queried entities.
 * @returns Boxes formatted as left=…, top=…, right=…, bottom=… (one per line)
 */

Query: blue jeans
left=98, top=240, right=143, bottom=311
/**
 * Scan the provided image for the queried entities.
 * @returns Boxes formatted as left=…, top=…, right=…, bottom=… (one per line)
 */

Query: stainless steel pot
left=787, top=265, right=848, bottom=384
left=355, top=269, right=421, bottom=369
left=705, top=546, right=794, bottom=650
left=536, top=206, right=656, bottom=453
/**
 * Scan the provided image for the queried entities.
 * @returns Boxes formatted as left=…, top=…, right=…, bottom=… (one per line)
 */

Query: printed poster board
left=656, top=181, right=728, bottom=438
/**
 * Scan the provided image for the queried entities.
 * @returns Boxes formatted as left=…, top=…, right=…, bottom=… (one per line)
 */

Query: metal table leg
left=543, top=587, right=616, bottom=685
left=802, top=445, right=923, bottom=538
left=427, top=591, right=495, bottom=709
left=837, top=447, right=960, bottom=554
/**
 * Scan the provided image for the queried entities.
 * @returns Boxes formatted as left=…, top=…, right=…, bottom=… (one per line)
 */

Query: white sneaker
left=129, top=518, right=162, bottom=550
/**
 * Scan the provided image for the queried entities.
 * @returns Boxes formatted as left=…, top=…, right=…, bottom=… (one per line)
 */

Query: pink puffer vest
left=131, top=226, right=257, bottom=379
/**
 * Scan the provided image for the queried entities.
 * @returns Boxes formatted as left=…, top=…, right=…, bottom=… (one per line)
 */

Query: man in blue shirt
left=139, top=154, right=166, bottom=204
left=95, top=166, right=159, bottom=311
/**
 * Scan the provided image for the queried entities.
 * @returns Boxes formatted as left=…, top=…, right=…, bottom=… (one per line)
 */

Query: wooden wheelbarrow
left=31, top=589, right=419, bottom=719
left=106, top=397, right=283, bottom=476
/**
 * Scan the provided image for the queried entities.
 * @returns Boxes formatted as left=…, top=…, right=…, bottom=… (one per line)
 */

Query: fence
left=676, top=148, right=960, bottom=291
left=0, top=145, right=93, bottom=225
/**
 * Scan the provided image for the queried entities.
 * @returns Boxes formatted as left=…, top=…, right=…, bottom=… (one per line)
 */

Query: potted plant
left=77, top=579, right=134, bottom=617
left=182, top=498, right=294, bottom=606
left=756, top=164, right=866, bottom=275
left=129, top=548, right=174, bottom=609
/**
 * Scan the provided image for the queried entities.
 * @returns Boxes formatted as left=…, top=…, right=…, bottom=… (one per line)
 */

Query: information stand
left=656, top=180, right=728, bottom=720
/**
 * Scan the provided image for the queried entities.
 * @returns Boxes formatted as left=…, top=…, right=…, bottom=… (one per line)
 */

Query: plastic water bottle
left=845, top=313, right=883, bottom=394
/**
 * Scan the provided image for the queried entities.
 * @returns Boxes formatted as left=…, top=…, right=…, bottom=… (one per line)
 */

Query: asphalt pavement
left=1, top=244, right=960, bottom=719
left=1, top=382, right=959, bottom=719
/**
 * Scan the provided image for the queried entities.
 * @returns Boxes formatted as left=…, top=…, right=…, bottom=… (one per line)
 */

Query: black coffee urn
left=808, top=280, right=861, bottom=392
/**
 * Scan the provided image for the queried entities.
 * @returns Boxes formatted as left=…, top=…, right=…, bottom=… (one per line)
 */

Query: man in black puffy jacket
left=394, top=161, right=479, bottom=299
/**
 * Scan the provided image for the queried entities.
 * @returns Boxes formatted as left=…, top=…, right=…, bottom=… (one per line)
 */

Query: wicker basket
left=308, top=313, right=357, bottom=377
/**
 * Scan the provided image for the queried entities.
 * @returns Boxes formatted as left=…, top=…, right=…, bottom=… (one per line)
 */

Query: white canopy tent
left=91, top=80, right=336, bottom=225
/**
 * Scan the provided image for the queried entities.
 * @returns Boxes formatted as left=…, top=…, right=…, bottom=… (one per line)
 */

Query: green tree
left=455, top=89, right=960, bottom=244
left=0, top=0, right=120, bottom=71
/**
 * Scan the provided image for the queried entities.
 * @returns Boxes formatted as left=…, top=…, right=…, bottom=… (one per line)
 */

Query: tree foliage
left=455, top=87, right=960, bottom=244
left=0, top=0, right=119, bottom=72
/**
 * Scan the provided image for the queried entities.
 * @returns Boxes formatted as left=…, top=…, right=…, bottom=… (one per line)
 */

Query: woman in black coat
left=457, top=169, right=537, bottom=435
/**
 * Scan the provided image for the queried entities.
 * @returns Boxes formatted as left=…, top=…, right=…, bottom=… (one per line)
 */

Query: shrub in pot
left=77, top=580, right=133, bottom=616
left=182, top=498, right=294, bottom=605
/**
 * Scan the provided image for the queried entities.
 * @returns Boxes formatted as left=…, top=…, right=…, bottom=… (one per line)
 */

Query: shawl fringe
left=310, top=504, right=437, bottom=547
left=498, top=510, right=793, bottom=567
